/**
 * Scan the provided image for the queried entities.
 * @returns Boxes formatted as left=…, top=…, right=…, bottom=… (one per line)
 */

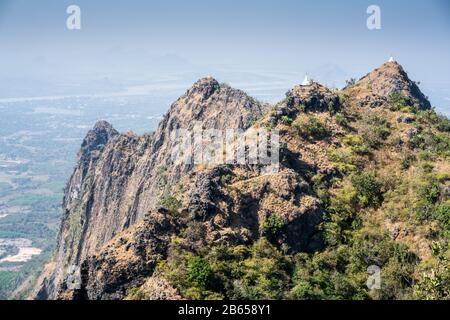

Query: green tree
left=187, top=256, right=213, bottom=289
left=350, top=172, right=383, bottom=208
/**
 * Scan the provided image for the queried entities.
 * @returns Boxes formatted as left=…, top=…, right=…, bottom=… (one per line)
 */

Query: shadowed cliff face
left=34, top=61, right=435, bottom=300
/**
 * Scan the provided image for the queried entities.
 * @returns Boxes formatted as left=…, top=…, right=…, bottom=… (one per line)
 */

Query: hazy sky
left=0, top=0, right=449, bottom=106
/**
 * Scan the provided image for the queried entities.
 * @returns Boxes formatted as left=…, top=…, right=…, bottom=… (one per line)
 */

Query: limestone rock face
left=38, top=79, right=271, bottom=299
left=74, top=212, right=179, bottom=300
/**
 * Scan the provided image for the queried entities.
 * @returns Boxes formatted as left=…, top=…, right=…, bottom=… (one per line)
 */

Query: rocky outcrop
left=287, top=82, right=341, bottom=113
left=129, top=276, right=182, bottom=300
left=267, top=82, right=340, bottom=126
left=344, top=61, right=431, bottom=110
left=74, top=211, right=179, bottom=300
left=39, top=78, right=271, bottom=299
left=168, top=162, right=323, bottom=253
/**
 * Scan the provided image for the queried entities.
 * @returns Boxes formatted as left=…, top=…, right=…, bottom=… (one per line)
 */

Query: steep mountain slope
left=33, top=61, right=450, bottom=300
left=35, top=77, right=271, bottom=298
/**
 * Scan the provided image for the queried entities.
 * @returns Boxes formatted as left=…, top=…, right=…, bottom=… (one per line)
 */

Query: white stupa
left=388, top=56, right=395, bottom=63
left=301, top=74, right=312, bottom=86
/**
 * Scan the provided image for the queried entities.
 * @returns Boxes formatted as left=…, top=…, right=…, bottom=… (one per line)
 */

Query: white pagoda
left=301, top=74, right=312, bottom=86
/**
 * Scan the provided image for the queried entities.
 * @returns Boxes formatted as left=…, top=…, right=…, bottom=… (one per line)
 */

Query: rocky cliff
left=33, top=61, right=450, bottom=300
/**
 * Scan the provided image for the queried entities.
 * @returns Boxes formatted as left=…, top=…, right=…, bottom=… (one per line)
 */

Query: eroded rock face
left=60, top=212, right=179, bottom=300
left=43, top=78, right=271, bottom=299
left=182, top=166, right=322, bottom=252
left=57, top=163, right=323, bottom=299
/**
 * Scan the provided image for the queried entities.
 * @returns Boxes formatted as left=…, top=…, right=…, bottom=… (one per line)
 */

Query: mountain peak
left=376, top=59, right=406, bottom=74
left=193, top=76, right=220, bottom=87
left=284, top=81, right=339, bottom=113
left=160, top=77, right=269, bottom=134
left=92, top=120, right=116, bottom=132
left=291, top=80, right=330, bottom=95
left=79, top=121, right=118, bottom=162
left=345, top=61, right=431, bottom=110
left=185, top=76, right=221, bottom=101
